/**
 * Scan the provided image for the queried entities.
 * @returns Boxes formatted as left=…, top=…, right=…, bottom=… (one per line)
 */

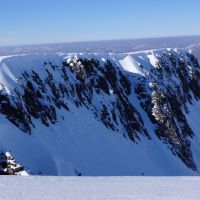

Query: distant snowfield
left=0, top=176, right=199, bottom=200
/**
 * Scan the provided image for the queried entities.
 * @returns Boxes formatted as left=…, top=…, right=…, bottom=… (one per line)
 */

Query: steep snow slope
left=0, top=48, right=200, bottom=175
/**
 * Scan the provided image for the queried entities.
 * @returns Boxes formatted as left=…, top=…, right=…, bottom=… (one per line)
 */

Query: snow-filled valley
left=0, top=176, right=200, bottom=200
left=0, top=48, right=200, bottom=176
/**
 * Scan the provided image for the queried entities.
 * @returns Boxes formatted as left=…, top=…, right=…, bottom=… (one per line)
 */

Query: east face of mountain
left=0, top=49, right=200, bottom=175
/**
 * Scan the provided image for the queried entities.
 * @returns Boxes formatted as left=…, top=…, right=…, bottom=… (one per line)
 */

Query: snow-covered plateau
left=0, top=48, right=200, bottom=176
left=0, top=176, right=199, bottom=200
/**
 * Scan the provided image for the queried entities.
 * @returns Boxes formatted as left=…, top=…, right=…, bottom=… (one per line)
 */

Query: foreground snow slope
left=0, top=176, right=200, bottom=200
left=0, top=48, right=200, bottom=175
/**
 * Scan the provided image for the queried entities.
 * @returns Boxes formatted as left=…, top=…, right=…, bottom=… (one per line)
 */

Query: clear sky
left=0, top=0, right=200, bottom=46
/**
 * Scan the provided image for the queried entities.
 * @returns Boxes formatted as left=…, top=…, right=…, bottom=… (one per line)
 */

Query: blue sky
left=0, top=0, right=200, bottom=46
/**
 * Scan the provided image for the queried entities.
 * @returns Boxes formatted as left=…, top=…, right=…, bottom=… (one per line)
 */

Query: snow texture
left=0, top=176, right=199, bottom=200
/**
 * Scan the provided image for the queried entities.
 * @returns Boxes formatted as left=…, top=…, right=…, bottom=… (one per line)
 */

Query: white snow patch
left=119, top=55, right=145, bottom=76
left=147, top=53, right=158, bottom=66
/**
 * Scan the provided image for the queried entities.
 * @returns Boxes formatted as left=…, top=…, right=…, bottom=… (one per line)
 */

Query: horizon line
left=1, top=34, right=200, bottom=48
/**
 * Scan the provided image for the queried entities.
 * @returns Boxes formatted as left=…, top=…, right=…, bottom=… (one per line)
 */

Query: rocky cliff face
left=0, top=49, right=200, bottom=175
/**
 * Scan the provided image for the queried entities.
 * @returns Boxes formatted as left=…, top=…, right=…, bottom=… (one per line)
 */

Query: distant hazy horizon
left=1, top=34, right=200, bottom=48
left=1, top=35, right=200, bottom=58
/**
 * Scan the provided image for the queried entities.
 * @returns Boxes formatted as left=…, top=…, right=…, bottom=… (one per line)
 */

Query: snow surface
left=0, top=103, right=194, bottom=176
left=0, top=176, right=200, bottom=200
left=119, top=55, right=145, bottom=76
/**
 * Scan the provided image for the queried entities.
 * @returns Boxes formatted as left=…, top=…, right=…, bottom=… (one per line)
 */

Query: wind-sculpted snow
left=0, top=48, right=200, bottom=175
left=1, top=176, right=200, bottom=200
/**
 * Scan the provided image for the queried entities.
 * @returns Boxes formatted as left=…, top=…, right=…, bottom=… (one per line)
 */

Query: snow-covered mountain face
left=0, top=48, right=200, bottom=176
